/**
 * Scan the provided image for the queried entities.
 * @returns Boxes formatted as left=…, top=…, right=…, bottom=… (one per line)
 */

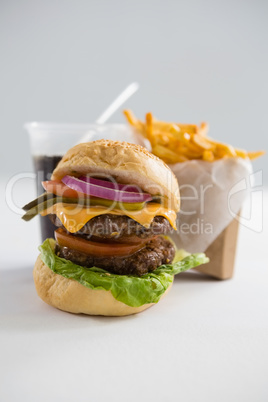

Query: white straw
left=76, top=82, right=139, bottom=144
left=95, top=82, right=139, bottom=124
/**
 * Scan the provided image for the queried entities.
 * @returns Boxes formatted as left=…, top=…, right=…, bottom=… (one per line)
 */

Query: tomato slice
left=42, top=180, right=84, bottom=198
left=55, top=228, right=145, bottom=257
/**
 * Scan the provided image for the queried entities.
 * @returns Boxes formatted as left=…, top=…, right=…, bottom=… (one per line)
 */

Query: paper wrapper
left=169, top=158, right=252, bottom=253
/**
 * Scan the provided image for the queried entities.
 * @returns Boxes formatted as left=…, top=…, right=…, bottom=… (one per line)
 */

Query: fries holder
left=124, top=113, right=257, bottom=280
left=169, top=158, right=251, bottom=281
left=195, top=211, right=240, bottom=279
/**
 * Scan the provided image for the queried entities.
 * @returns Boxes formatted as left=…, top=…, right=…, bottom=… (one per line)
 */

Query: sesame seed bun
left=52, top=140, right=180, bottom=212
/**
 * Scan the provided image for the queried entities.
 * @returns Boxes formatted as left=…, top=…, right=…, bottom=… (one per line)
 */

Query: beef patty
left=49, top=213, right=174, bottom=239
left=55, top=236, right=175, bottom=276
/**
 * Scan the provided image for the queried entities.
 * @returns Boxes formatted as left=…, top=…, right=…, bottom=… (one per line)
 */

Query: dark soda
left=33, top=155, right=63, bottom=241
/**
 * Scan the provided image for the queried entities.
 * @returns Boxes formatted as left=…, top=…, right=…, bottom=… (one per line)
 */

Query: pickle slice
left=22, top=192, right=55, bottom=211
left=22, top=195, right=145, bottom=221
left=85, top=197, right=145, bottom=211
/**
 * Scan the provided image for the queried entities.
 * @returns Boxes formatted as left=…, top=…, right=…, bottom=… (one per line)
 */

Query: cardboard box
left=195, top=213, right=240, bottom=280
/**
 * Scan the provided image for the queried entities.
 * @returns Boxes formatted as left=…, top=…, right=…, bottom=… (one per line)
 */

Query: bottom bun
left=33, top=255, right=173, bottom=316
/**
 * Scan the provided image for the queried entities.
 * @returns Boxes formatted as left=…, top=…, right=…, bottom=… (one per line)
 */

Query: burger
left=22, top=140, right=208, bottom=316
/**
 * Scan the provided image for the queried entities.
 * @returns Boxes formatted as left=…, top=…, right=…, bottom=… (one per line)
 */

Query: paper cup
left=25, top=122, right=146, bottom=242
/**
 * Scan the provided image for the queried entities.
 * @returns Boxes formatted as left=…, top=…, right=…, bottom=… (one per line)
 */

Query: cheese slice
left=41, top=203, right=177, bottom=233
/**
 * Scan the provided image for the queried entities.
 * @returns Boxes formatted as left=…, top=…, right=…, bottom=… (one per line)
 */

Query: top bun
left=52, top=140, right=180, bottom=211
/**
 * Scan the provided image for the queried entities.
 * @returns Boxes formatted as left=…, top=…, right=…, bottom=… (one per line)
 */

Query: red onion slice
left=62, top=175, right=152, bottom=203
left=79, top=176, right=141, bottom=193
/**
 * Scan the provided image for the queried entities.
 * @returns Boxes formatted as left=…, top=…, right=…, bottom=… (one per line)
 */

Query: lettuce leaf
left=39, top=239, right=209, bottom=308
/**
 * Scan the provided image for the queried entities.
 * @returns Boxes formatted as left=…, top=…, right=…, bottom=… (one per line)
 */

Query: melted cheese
left=41, top=203, right=177, bottom=233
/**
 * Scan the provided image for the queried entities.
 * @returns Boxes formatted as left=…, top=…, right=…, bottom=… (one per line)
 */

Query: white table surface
left=1, top=178, right=267, bottom=402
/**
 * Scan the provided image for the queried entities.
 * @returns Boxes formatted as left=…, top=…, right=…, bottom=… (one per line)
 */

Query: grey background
left=1, top=0, right=267, bottom=182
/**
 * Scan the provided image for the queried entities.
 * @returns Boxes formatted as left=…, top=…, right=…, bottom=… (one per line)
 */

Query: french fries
left=124, top=110, right=265, bottom=164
